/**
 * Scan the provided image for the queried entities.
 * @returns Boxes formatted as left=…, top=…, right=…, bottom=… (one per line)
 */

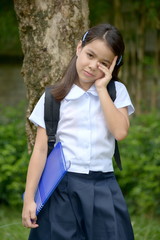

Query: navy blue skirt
left=29, top=171, right=134, bottom=240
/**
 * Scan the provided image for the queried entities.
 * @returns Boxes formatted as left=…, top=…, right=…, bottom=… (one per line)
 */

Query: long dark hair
left=52, top=23, right=125, bottom=101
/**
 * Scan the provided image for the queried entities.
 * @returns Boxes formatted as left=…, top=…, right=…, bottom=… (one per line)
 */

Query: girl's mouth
left=83, top=70, right=94, bottom=77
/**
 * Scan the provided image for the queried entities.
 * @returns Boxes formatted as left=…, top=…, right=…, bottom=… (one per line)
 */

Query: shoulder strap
left=107, top=80, right=116, bottom=101
left=107, top=81, right=122, bottom=170
left=44, top=87, right=60, bottom=156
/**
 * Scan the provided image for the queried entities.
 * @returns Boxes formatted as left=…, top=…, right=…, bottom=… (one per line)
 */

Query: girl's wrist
left=23, top=191, right=35, bottom=202
left=24, top=196, right=35, bottom=204
left=95, top=79, right=110, bottom=91
left=95, top=84, right=108, bottom=93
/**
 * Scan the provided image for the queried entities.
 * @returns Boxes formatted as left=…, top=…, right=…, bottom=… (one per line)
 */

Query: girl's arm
left=96, top=87, right=129, bottom=141
left=22, top=126, right=48, bottom=228
left=95, top=57, right=130, bottom=141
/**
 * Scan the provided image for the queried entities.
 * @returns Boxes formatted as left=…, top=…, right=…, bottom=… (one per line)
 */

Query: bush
left=0, top=102, right=29, bottom=206
left=115, top=113, right=160, bottom=217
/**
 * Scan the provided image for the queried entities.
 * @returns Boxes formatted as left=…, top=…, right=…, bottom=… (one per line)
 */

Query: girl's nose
left=89, top=60, right=98, bottom=70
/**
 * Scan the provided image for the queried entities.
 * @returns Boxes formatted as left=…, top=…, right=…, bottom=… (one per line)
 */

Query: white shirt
left=29, top=82, right=134, bottom=174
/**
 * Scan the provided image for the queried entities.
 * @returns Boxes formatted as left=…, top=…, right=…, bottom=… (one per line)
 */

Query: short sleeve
left=29, top=93, right=46, bottom=128
left=114, top=81, right=135, bottom=115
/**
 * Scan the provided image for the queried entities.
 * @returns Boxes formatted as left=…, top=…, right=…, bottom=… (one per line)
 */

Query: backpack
left=44, top=81, right=122, bottom=170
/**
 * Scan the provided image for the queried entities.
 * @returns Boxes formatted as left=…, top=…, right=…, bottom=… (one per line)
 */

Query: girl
left=22, top=23, right=135, bottom=240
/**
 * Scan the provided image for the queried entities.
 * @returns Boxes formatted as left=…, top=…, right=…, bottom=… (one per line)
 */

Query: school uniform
left=28, top=82, right=135, bottom=240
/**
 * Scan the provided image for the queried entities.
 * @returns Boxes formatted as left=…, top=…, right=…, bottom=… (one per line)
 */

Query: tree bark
left=14, top=0, right=89, bottom=152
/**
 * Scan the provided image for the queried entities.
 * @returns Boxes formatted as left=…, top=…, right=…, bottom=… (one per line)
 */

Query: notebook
left=24, top=142, right=70, bottom=215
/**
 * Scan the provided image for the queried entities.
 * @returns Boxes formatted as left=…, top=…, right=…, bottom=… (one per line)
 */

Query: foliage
left=89, top=0, right=160, bottom=27
left=89, top=1, right=112, bottom=26
left=0, top=102, right=29, bottom=206
left=0, top=0, right=22, bottom=57
left=115, top=113, right=160, bottom=217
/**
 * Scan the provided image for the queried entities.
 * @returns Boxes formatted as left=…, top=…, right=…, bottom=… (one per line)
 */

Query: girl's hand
left=22, top=200, right=39, bottom=228
left=95, top=56, right=118, bottom=89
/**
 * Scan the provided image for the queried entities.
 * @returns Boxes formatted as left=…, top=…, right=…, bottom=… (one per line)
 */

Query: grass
left=0, top=205, right=160, bottom=240
left=131, top=215, right=160, bottom=240
left=0, top=205, right=29, bottom=240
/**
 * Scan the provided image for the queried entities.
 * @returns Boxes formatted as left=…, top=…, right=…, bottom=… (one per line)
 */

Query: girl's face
left=76, top=39, right=115, bottom=90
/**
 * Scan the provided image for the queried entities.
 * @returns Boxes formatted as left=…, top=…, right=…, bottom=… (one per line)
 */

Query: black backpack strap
left=107, top=80, right=116, bottom=102
left=44, top=87, right=60, bottom=156
left=114, top=140, right=122, bottom=170
left=107, top=81, right=122, bottom=170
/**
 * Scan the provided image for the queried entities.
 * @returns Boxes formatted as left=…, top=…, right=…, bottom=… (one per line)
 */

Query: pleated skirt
left=28, top=171, right=134, bottom=240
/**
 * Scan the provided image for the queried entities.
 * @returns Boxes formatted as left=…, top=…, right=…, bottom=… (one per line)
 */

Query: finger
left=30, top=210, right=38, bottom=225
left=97, top=62, right=109, bottom=73
left=29, top=211, right=39, bottom=228
left=30, top=220, right=39, bottom=228
left=22, top=214, right=38, bottom=228
left=22, top=213, right=29, bottom=227
left=109, top=56, right=118, bottom=73
left=30, top=208, right=37, bottom=220
left=25, top=218, right=39, bottom=228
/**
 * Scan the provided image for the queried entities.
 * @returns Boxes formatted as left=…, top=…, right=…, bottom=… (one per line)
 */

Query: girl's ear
left=76, top=41, right=83, bottom=56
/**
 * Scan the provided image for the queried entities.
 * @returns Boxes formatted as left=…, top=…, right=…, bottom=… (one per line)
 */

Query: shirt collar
left=65, top=84, right=98, bottom=100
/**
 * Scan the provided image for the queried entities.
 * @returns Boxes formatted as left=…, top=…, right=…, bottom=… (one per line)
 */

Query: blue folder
left=34, top=142, right=70, bottom=215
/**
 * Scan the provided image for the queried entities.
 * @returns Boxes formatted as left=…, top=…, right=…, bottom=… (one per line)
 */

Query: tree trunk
left=13, top=0, right=89, bottom=152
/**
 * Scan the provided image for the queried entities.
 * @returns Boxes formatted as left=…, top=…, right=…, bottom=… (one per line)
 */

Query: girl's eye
left=101, top=62, right=108, bottom=67
left=87, top=53, right=93, bottom=58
